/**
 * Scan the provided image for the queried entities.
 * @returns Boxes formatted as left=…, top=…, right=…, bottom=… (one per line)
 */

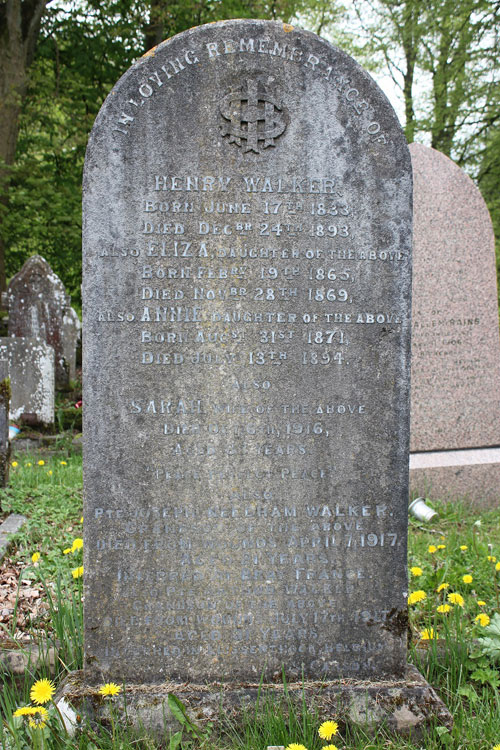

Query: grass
left=1, top=450, right=500, bottom=748
left=1, top=454, right=82, bottom=583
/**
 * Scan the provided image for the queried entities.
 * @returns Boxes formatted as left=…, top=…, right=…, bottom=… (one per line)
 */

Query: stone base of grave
left=11, top=434, right=67, bottom=452
left=410, top=447, right=500, bottom=506
left=55, top=665, right=452, bottom=740
left=0, top=514, right=26, bottom=562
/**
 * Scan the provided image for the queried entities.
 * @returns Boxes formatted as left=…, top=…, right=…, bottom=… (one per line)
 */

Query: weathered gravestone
left=409, top=143, right=500, bottom=504
left=6, top=255, right=72, bottom=388
left=0, top=338, right=55, bottom=426
left=72, top=20, right=450, bottom=735
left=62, top=307, right=81, bottom=381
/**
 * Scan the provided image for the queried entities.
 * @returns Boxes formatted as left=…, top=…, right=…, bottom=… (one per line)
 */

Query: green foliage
left=0, top=454, right=83, bottom=582
left=4, top=0, right=320, bottom=304
left=2, top=1, right=144, bottom=305
left=167, top=693, right=213, bottom=748
left=348, top=0, right=500, bottom=270
left=477, top=612, right=500, bottom=661
left=477, top=123, right=500, bottom=300
left=55, top=407, right=82, bottom=433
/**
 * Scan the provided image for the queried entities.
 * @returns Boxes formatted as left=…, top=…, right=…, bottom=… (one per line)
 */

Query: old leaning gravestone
left=409, top=143, right=500, bottom=505
left=72, top=19, right=450, bottom=736
left=6, top=255, right=73, bottom=388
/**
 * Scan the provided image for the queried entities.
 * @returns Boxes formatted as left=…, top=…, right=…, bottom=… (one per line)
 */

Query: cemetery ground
left=0, top=454, right=498, bottom=750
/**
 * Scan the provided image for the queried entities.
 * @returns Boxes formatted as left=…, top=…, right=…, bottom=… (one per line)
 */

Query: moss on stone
left=0, top=377, right=11, bottom=407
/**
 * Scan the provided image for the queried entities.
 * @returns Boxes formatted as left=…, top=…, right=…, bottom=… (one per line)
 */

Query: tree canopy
left=348, top=0, right=500, bottom=282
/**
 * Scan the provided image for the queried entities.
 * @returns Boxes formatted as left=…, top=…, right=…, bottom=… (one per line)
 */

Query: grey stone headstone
left=83, top=20, right=412, bottom=686
left=0, top=338, right=55, bottom=426
left=62, top=307, right=81, bottom=381
left=6, top=255, right=71, bottom=388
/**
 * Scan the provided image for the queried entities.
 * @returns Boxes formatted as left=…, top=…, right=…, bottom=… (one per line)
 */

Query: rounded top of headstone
left=85, top=19, right=409, bottom=179
left=410, top=141, right=495, bottom=230
left=11, top=254, right=51, bottom=278
left=409, top=141, right=494, bottom=250
left=8, top=254, right=64, bottom=290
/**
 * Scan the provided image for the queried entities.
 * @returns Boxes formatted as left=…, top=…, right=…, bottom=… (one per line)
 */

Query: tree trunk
left=0, top=0, right=48, bottom=299
left=401, top=4, right=417, bottom=143
left=430, top=1, right=474, bottom=157
left=143, top=0, right=166, bottom=52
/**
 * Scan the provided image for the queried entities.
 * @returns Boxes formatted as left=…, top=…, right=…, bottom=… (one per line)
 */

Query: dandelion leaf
left=167, top=693, right=189, bottom=727
left=478, top=613, right=500, bottom=661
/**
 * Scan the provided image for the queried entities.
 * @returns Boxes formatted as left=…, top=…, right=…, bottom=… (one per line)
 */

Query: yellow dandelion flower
left=26, top=462, right=32, bottom=467
left=437, top=604, right=451, bottom=614
left=478, top=600, right=486, bottom=606
left=447, top=592, right=464, bottom=607
left=410, top=566, right=423, bottom=577
left=11, top=461, right=18, bottom=467
left=487, top=556, right=497, bottom=562
left=323, top=746, right=339, bottom=750
left=48, top=470, right=53, bottom=475
left=286, top=745, right=308, bottom=750
left=460, top=545, right=468, bottom=551
left=408, top=590, right=426, bottom=605
left=28, top=706, right=48, bottom=729
left=63, top=547, right=72, bottom=554
left=437, top=544, right=446, bottom=550
left=437, top=582, right=450, bottom=592
left=318, top=721, right=338, bottom=740
left=60, top=461, right=67, bottom=465
left=492, top=744, right=500, bottom=750
left=496, top=562, right=500, bottom=572
left=475, top=613, right=490, bottom=627
left=31, top=552, right=40, bottom=564
left=30, top=679, right=55, bottom=705
left=462, top=574, right=473, bottom=584
left=420, top=628, right=438, bottom=640
left=37, top=460, right=45, bottom=466
left=428, top=545, right=437, bottom=554
left=72, top=566, right=84, bottom=578
left=13, top=706, right=34, bottom=717
left=71, top=537, right=83, bottom=551
left=80, top=516, right=83, bottom=523
left=98, top=683, right=122, bottom=697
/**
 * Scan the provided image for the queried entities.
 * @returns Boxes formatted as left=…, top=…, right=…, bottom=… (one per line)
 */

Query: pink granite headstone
left=409, top=143, right=500, bottom=503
